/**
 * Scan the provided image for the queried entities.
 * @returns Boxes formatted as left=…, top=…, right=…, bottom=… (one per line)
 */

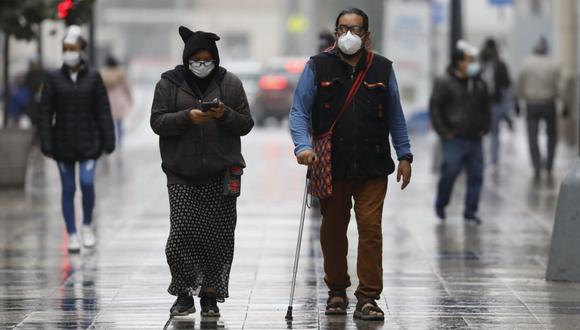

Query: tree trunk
left=2, top=33, right=10, bottom=128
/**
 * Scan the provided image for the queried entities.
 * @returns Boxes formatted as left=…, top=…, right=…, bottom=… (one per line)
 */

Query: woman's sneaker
left=82, top=225, right=96, bottom=248
left=200, top=292, right=220, bottom=317
left=170, top=294, right=196, bottom=316
left=68, top=233, right=81, bottom=253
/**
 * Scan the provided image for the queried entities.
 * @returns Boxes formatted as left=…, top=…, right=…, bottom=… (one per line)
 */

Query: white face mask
left=189, top=60, right=215, bottom=78
left=467, top=62, right=481, bottom=77
left=338, top=31, right=363, bottom=56
left=63, top=51, right=81, bottom=67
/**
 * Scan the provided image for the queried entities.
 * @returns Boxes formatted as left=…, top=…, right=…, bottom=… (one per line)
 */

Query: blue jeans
left=490, top=90, right=513, bottom=166
left=115, top=120, right=124, bottom=147
left=435, top=138, right=484, bottom=218
left=57, top=160, right=97, bottom=234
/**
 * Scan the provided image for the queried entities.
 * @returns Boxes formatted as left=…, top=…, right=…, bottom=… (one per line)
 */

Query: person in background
left=7, top=75, right=30, bottom=127
left=101, top=55, right=133, bottom=147
left=150, top=26, right=253, bottom=318
left=429, top=41, right=491, bottom=224
left=39, top=25, right=116, bottom=252
left=479, top=38, right=513, bottom=171
left=318, top=30, right=335, bottom=53
left=290, top=8, right=413, bottom=321
left=24, top=55, right=48, bottom=135
left=516, top=37, right=562, bottom=181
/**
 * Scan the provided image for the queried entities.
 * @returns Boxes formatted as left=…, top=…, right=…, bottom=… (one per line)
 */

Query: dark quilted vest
left=311, top=49, right=395, bottom=179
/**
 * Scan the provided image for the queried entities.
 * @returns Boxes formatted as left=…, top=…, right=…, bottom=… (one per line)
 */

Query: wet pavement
left=2, top=115, right=580, bottom=329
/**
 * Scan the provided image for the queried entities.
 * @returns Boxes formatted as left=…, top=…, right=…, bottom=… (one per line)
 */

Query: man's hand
left=208, top=102, right=225, bottom=119
left=397, top=160, right=412, bottom=190
left=296, top=149, right=317, bottom=166
left=189, top=109, right=212, bottom=124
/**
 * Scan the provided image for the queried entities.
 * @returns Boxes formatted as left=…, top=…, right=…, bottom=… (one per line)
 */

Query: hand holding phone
left=201, top=100, right=220, bottom=112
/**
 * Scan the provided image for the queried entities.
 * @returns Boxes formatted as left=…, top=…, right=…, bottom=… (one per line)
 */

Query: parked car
left=254, top=57, right=307, bottom=126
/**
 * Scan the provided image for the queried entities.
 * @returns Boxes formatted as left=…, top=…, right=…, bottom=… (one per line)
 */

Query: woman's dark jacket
left=150, top=65, right=254, bottom=185
left=39, top=61, right=116, bottom=161
left=429, top=68, right=491, bottom=140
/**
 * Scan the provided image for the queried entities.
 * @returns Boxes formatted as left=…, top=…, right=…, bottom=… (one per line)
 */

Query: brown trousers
left=319, top=178, right=388, bottom=300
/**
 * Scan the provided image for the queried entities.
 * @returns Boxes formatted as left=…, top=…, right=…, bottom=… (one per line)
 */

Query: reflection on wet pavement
left=2, top=124, right=580, bottom=329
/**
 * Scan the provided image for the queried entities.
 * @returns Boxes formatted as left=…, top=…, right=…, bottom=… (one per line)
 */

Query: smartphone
left=201, top=100, right=220, bottom=112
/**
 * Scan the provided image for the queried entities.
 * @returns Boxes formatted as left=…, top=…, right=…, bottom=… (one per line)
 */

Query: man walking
left=516, top=37, right=562, bottom=180
left=290, top=8, right=413, bottom=321
left=430, top=42, right=491, bottom=224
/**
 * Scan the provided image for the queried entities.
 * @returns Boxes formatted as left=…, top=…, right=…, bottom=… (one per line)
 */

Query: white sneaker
left=82, top=225, right=97, bottom=248
left=68, top=233, right=81, bottom=253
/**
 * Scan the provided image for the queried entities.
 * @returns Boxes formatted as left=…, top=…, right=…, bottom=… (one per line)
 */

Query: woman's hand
left=208, top=102, right=225, bottom=119
left=189, top=109, right=212, bottom=124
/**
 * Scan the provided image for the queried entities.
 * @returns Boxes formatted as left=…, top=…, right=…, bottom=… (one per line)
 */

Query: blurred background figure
left=6, top=75, right=30, bottom=128
left=516, top=37, right=562, bottom=181
left=318, top=30, right=335, bottom=53
left=39, top=25, right=115, bottom=252
left=479, top=37, right=513, bottom=173
left=23, top=55, right=49, bottom=141
left=430, top=41, right=491, bottom=224
left=101, top=55, right=133, bottom=148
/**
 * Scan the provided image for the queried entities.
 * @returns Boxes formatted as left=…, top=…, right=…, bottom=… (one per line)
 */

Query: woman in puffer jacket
left=39, top=25, right=115, bottom=252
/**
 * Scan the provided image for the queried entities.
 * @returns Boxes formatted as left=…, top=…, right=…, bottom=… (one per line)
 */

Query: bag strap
left=328, top=51, right=375, bottom=133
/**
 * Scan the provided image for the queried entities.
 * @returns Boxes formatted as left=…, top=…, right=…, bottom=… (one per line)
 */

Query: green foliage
left=64, top=0, right=96, bottom=26
left=0, top=0, right=54, bottom=40
left=0, top=0, right=96, bottom=40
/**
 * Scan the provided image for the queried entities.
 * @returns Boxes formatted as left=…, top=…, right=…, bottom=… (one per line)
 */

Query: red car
left=254, top=57, right=307, bottom=126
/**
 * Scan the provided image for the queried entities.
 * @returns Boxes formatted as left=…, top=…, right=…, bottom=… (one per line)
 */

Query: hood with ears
left=179, top=26, right=221, bottom=67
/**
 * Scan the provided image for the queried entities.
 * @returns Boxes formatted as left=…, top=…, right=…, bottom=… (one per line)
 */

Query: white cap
left=457, top=39, right=479, bottom=57
left=63, top=25, right=83, bottom=45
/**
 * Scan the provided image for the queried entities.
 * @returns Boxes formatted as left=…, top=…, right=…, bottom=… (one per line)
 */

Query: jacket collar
left=60, top=59, right=89, bottom=82
left=161, top=65, right=227, bottom=98
left=327, top=47, right=370, bottom=72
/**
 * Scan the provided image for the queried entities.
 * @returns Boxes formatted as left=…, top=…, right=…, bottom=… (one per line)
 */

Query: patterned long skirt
left=165, top=179, right=237, bottom=301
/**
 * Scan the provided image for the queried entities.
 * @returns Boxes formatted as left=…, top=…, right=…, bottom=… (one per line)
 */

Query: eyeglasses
left=189, top=60, right=214, bottom=68
left=335, top=24, right=365, bottom=36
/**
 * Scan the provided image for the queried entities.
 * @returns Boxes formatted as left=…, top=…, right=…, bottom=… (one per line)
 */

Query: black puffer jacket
left=429, top=68, right=491, bottom=139
left=40, top=62, right=115, bottom=161
left=150, top=65, right=253, bottom=185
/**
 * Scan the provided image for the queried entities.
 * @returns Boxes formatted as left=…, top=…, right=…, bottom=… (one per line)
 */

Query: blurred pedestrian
left=479, top=38, right=513, bottom=170
left=290, top=8, right=413, bottom=321
left=24, top=55, right=49, bottom=139
left=150, top=26, right=253, bottom=318
left=100, top=55, right=132, bottom=147
left=429, top=41, right=491, bottom=224
left=7, top=75, right=30, bottom=127
left=39, top=25, right=116, bottom=252
left=318, top=30, right=335, bottom=53
left=516, top=37, right=562, bottom=180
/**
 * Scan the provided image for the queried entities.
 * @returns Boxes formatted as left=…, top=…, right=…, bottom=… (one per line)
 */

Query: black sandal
left=325, top=290, right=348, bottom=315
left=353, top=299, right=384, bottom=321
left=200, top=292, right=220, bottom=317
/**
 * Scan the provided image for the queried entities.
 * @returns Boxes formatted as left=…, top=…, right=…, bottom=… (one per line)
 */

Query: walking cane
left=285, top=172, right=310, bottom=321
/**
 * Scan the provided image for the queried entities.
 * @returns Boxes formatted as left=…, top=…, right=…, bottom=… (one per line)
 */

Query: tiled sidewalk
left=2, top=126, right=580, bottom=329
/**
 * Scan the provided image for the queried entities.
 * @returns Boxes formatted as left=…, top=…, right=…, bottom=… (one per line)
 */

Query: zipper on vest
left=351, top=66, right=358, bottom=173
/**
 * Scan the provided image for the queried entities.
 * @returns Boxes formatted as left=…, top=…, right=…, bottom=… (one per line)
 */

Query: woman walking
left=39, top=25, right=116, bottom=252
left=150, top=26, right=253, bottom=317
left=101, top=55, right=133, bottom=147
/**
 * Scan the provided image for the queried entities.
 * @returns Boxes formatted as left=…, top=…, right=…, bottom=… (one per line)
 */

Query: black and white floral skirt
left=166, top=179, right=237, bottom=302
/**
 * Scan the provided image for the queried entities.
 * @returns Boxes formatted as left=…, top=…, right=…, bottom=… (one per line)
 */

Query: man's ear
left=364, top=31, right=372, bottom=48
left=179, top=26, right=194, bottom=42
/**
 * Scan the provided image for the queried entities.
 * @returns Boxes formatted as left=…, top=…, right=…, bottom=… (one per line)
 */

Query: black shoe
left=464, top=216, right=482, bottom=225
left=436, top=207, right=446, bottom=221
left=170, top=294, right=196, bottom=316
left=200, top=292, right=220, bottom=317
